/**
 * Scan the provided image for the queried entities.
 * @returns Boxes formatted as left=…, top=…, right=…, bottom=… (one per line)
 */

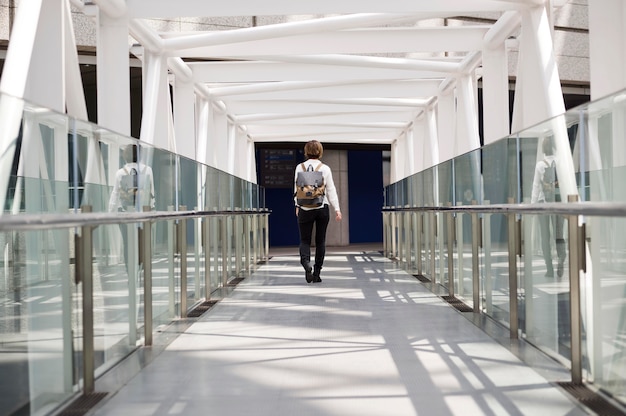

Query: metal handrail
left=0, top=208, right=270, bottom=231
left=383, top=200, right=626, bottom=217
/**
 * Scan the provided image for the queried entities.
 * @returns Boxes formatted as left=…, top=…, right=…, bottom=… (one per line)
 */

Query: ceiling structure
left=119, top=0, right=553, bottom=146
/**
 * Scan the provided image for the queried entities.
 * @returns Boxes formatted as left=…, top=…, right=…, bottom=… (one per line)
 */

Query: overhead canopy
left=120, top=0, right=542, bottom=145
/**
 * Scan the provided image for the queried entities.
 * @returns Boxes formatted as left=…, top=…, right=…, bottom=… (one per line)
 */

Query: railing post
left=507, top=197, right=519, bottom=339
left=382, top=212, right=388, bottom=257
left=264, top=213, right=269, bottom=262
left=430, top=211, right=436, bottom=283
left=471, top=201, right=480, bottom=312
left=235, top=213, right=242, bottom=276
left=244, top=214, right=251, bottom=273
left=568, top=194, right=583, bottom=384
left=446, top=204, right=454, bottom=296
left=178, top=206, right=188, bottom=316
left=204, top=215, right=211, bottom=300
left=221, top=215, right=229, bottom=286
left=142, top=207, right=153, bottom=346
left=416, top=212, right=423, bottom=275
left=76, top=205, right=95, bottom=393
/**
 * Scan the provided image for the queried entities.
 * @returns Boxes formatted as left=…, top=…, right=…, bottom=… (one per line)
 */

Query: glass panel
left=0, top=227, right=76, bottom=414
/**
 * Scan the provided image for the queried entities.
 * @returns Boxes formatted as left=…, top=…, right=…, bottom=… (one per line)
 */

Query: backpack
left=119, top=166, right=140, bottom=208
left=542, top=159, right=559, bottom=202
left=295, top=163, right=325, bottom=208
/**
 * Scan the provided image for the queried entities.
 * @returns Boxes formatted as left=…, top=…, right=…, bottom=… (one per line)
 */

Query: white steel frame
left=0, top=0, right=622, bottom=194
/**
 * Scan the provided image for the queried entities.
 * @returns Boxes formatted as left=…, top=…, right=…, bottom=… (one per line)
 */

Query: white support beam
left=173, top=76, right=196, bottom=160
left=162, top=14, right=421, bottom=52
left=168, top=26, right=491, bottom=58
left=437, top=91, right=455, bottom=164
left=97, top=11, right=131, bottom=135
left=195, top=96, right=210, bottom=165
left=588, top=0, right=626, bottom=100
left=64, top=0, right=88, bottom=120
left=189, top=61, right=448, bottom=83
left=127, top=0, right=528, bottom=18
left=140, top=52, right=170, bottom=149
left=423, top=105, right=439, bottom=169
left=482, top=43, right=510, bottom=144
left=25, top=0, right=65, bottom=112
left=455, top=74, right=481, bottom=156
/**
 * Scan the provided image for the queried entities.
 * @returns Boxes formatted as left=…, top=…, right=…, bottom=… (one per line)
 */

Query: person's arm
left=323, top=165, right=342, bottom=221
left=108, top=170, right=121, bottom=212
left=531, top=162, right=544, bottom=203
left=294, top=165, right=300, bottom=216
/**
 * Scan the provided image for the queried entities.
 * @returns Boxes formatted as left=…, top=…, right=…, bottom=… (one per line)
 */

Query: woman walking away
left=294, top=140, right=342, bottom=283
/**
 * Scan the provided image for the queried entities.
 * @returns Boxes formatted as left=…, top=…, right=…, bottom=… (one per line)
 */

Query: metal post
left=568, top=194, right=583, bottom=384
left=142, top=207, right=153, bottom=346
left=251, top=214, right=258, bottom=265
left=382, top=212, right=388, bottom=257
left=203, top=216, right=211, bottom=300
left=430, top=212, right=436, bottom=283
left=221, top=215, right=228, bottom=286
left=77, top=205, right=94, bottom=393
left=507, top=197, right=519, bottom=339
left=416, top=212, right=423, bottom=275
left=446, top=207, right=454, bottom=296
left=244, top=215, right=251, bottom=273
left=178, top=206, right=188, bottom=317
left=235, top=214, right=242, bottom=276
left=471, top=201, right=480, bottom=312
left=264, top=214, right=270, bottom=261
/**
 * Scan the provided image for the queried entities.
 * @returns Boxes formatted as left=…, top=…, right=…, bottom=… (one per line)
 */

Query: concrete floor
left=90, top=247, right=588, bottom=416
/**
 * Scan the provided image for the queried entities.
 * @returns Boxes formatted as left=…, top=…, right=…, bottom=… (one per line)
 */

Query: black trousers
left=298, top=204, right=330, bottom=268
left=538, top=213, right=566, bottom=272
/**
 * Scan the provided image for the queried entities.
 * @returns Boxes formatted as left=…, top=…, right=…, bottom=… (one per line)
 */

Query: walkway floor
left=91, top=247, right=588, bottom=416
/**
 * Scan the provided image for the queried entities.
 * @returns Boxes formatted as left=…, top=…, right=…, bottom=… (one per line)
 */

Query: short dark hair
left=542, top=137, right=554, bottom=156
left=304, top=140, right=323, bottom=159
left=123, top=144, right=138, bottom=163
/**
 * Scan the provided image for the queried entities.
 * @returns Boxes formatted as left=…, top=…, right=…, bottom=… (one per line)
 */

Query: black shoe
left=312, top=265, right=322, bottom=283
left=304, top=264, right=313, bottom=283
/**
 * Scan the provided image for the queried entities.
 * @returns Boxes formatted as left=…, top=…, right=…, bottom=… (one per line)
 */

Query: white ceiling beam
left=225, top=100, right=423, bottom=114
left=127, top=0, right=529, bottom=18
left=166, top=26, right=491, bottom=57
left=234, top=54, right=462, bottom=73
left=234, top=111, right=415, bottom=124
left=189, top=62, right=448, bottom=83
left=209, top=79, right=441, bottom=99
left=250, top=131, right=398, bottom=143
left=161, top=13, right=422, bottom=52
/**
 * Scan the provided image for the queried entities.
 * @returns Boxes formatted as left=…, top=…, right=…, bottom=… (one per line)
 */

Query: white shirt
left=108, top=162, right=156, bottom=212
left=293, top=159, right=340, bottom=212
left=531, top=155, right=556, bottom=203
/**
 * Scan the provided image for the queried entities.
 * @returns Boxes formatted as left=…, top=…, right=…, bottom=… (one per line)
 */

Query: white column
left=405, top=127, right=415, bottom=176
left=511, top=6, right=566, bottom=129
left=140, top=51, right=169, bottom=149
left=97, top=11, right=130, bottom=135
left=23, top=0, right=64, bottom=111
left=227, top=122, right=237, bottom=175
left=195, top=96, right=210, bottom=165
left=173, top=77, right=195, bottom=160
left=246, top=138, right=257, bottom=184
left=588, top=0, right=626, bottom=100
left=482, top=44, right=510, bottom=144
left=213, top=108, right=228, bottom=171
left=455, top=74, right=481, bottom=155
left=437, top=91, right=455, bottom=163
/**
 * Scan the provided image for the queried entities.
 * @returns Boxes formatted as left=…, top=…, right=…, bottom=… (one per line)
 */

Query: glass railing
left=383, top=88, right=626, bottom=406
left=0, top=93, right=269, bottom=415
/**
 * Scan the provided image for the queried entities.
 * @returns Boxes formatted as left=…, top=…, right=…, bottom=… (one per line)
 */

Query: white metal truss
left=0, top=0, right=621, bottom=187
